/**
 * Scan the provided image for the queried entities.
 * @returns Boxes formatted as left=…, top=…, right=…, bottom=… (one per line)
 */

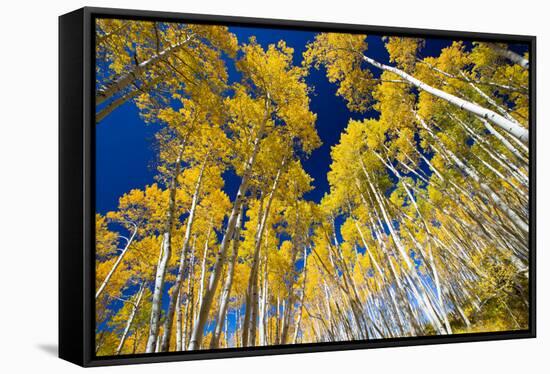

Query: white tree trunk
left=187, top=107, right=269, bottom=350
left=292, top=246, right=308, bottom=344
left=258, top=256, right=269, bottom=346
left=116, top=281, right=146, bottom=355
left=361, top=167, right=447, bottom=334
left=96, top=76, right=163, bottom=123
left=243, top=159, right=285, bottom=346
left=360, top=54, right=529, bottom=144
left=480, top=117, right=529, bottom=163
left=145, top=146, right=185, bottom=353
left=96, top=221, right=137, bottom=299
left=461, top=72, right=523, bottom=127
left=175, top=288, right=183, bottom=351
left=196, top=229, right=211, bottom=317
left=96, top=36, right=192, bottom=106
left=416, top=114, right=529, bottom=234
left=489, top=44, right=529, bottom=69
left=159, top=156, right=208, bottom=352
left=210, top=208, right=244, bottom=349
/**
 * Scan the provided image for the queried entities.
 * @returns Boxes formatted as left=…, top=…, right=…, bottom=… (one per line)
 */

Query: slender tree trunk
left=480, top=118, right=529, bottom=162
left=187, top=101, right=270, bottom=350
left=196, top=229, right=211, bottom=315
left=292, top=246, right=308, bottom=344
left=183, top=245, right=196, bottom=349
left=175, top=288, right=183, bottom=351
left=210, top=207, right=244, bottom=349
left=452, top=115, right=528, bottom=184
left=280, top=262, right=297, bottom=343
left=242, top=159, right=285, bottom=346
left=488, top=44, right=529, bottom=69
left=280, top=299, right=288, bottom=343
left=116, top=281, right=146, bottom=355
left=145, top=144, right=185, bottom=353
left=132, top=329, right=140, bottom=354
left=258, top=244, right=269, bottom=346
left=242, top=196, right=265, bottom=346
left=155, top=336, right=161, bottom=352
left=243, top=146, right=286, bottom=346
left=96, top=36, right=192, bottom=106
left=236, top=305, right=242, bottom=347
left=449, top=287, right=471, bottom=329
left=96, top=221, right=138, bottom=299
left=95, top=331, right=106, bottom=354
left=378, top=152, right=454, bottom=334
left=224, top=310, right=229, bottom=347
left=460, top=72, right=524, bottom=127
left=275, top=297, right=281, bottom=344
left=353, top=219, right=407, bottom=335
left=416, top=114, right=528, bottom=233
left=159, top=156, right=209, bottom=352
left=418, top=58, right=526, bottom=94
left=96, top=77, right=163, bottom=123
left=359, top=53, right=528, bottom=144
left=249, top=287, right=259, bottom=346
left=361, top=165, right=447, bottom=334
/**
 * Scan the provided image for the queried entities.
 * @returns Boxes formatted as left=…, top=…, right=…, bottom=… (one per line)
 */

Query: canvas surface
left=93, top=17, right=531, bottom=356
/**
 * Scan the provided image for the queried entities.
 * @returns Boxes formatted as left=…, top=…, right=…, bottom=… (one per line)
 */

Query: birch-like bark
left=96, top=76, right=163, bottom=123
left=224, top=311, right=229, bottom=347
left=187, top=99, right=270, bottom=350
left=449, top=286, right=471, bottom=329
left=116, top=281, right=146, bottom=355
left=175, top=288, right=183, bottom=351
left=280, top=237, right=300, bottom=343
left=242, top=196, right=265, bottom=347
left=159, top=155, right=208, bottom=352
left=416, top=114, right=528, bottom=233
left=322, top=224, right=368, bottom=339
left=292, top=246, right=308, bottom=344
left=96, top=35, right=192, bottom=106
left=275, top=297, right=281, bottom=344
left=236, top=305, right=242, bottom=347
left=353, top=215, right=407, bottom=335
left=209, top=207, right=244, bottom=349
left=243, top=158, right=285, bottom=346
left=145, top=144, right=185, bottom=353
left=451, top=114, right=528, bottom=185
left=480, top=117, right=529, bottom=163
left=96, top=221, right=138, bottom=299
left=196, top=228, right=211, bottom=316
left=377, top=152, right=454, bottom=333
left=182, top=245, right=196, bottom=349
left=359, top=53, right=529, bottom=144
left=361, top=166, right=447, bottom=334
left=489, top=44, right=529, bottom=69
left=258, top=253, right=269, bottom=346
left=249, top=281, right=260, bottom=346
left=417, top=58, right=526, bottom=94
left=187, top=183, right=247, bottom=349
left=418, top=125, right=529, bottom=272
left=460, top=72, right=524, bottom=127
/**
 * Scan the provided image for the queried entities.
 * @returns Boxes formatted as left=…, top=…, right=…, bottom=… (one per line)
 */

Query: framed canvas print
left=59, top=7, right=536, bottom=367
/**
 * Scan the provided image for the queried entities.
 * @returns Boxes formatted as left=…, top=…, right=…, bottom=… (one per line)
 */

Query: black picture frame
left=59, top=6, right=536, bottom=367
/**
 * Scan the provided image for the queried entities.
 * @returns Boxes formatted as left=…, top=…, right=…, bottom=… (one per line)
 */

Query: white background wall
left=0, top=0, right=546, bottom=372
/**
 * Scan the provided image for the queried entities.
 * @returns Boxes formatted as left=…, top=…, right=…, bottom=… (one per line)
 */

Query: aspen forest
left=94, top=19, right=531, bottom=356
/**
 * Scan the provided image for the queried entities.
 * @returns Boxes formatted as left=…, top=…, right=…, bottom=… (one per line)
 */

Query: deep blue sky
left=96, top=26, right=461, bottom=215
